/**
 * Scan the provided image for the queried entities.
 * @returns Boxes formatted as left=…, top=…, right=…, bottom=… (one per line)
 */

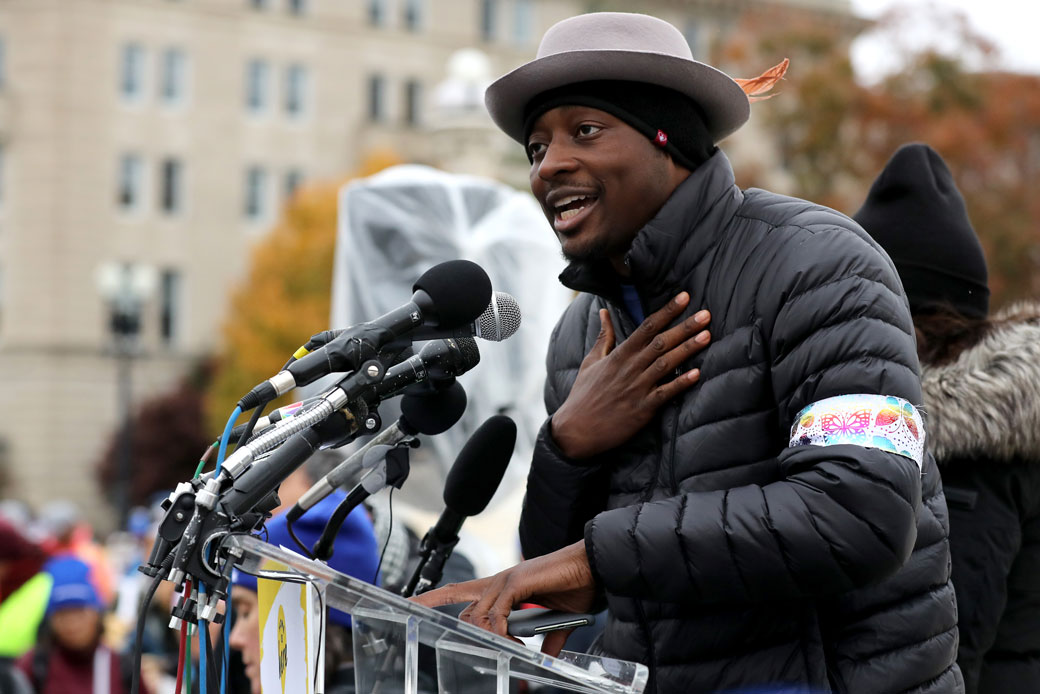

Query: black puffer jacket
left=920, top=303, right=1040, bottom=694
left=520, top=152, right=961, bottom=693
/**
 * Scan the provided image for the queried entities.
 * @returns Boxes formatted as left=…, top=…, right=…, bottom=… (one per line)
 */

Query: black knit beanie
left=521, top=80, right=716, bottom=172
left=854, top=143, right=990, bottom=319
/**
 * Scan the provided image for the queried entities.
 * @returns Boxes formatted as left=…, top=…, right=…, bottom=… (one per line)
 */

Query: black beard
left=560, top=235, right=617, bottom=264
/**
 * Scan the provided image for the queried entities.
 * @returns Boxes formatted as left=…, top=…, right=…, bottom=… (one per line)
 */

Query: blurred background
left=0, top=0, right=1036, bottom=542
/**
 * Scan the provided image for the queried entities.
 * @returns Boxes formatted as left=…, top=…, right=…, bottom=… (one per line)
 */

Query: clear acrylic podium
left=229, top=534, right=647, bottom=693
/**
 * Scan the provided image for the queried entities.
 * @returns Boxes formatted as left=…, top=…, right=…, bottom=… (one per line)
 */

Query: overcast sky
left=848, top=0, right=1040, bottom=79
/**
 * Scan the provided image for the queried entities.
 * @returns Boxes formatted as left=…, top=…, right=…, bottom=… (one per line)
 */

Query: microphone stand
left=311, top=441, right=414, bottom=561
left=400, top=530, right=460, bottom=598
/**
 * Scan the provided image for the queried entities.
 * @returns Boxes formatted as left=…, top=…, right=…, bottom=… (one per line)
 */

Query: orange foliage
left=716, top=6, right=1040, bottom=308
left=205, top=152, right=402, bottom=435
left=735, top=58, right=790, bottom=102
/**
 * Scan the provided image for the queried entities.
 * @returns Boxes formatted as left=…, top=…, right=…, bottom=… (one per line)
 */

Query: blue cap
left=127, top=506, right=154, bottom=537
left=233, top=490, right=380, bottom=628
left=45, top=556, right=103, bottom=615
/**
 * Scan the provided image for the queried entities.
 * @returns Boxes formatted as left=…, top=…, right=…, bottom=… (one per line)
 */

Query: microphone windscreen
left=400, top=382, right=468, bottom=435
left=443, top=415, right=516, bottom=517
left=413, top=260, right=492, bottom=329
left=456, top=337, right=480, bottom=372
left=475, top=292, right=522, bottom=342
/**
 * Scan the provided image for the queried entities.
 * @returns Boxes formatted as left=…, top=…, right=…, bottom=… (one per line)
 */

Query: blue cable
left=209, top=405, right=241, bottom=694
left=222, top=613, right=231, bottom=694
left=199, top=583, right=208, bottom=694
left=215, top=406, right=241, bottom=476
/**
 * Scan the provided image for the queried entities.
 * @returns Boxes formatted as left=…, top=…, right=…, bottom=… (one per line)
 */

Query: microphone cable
left=138, top=442, right=216, bottom=694
left=373, top=487, right=395, bottom=586
left=204, top=406, right=241, bottom=694
left=232, top=356, right=295, bottom=453
left=131, top=550, right=176, bottom=694
left=174, top=579, right=192, bottom=694
left=233, top=405, right=264, bottom=453
left=288, top=514, right=315, bottom=560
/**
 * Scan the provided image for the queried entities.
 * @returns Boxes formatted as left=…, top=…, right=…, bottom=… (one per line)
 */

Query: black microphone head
left=443, top=415, right=516, bottom=516
left=413, top=260, right=492, bottom=329
left=455, top=337, right=480, bottom=372
left=416, top=337, right=480, bottom=380
left=474, top=292, right=522, bottom=342
left=399, top=381, right=468, bottom=435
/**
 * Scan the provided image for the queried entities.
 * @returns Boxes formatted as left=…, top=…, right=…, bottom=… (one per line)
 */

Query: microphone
left=287, top=381, right=468, bottom=524
left=402, top=414, right=516, bottom=597
left=368, top=338, right=480, bottom=400
left=239, top=260, right=491, bottom=409
left=410, top=291, right=522, bottom=342
left=309, top=291, right=522, bottom=349
left=229, top=338, right=476, bottom=445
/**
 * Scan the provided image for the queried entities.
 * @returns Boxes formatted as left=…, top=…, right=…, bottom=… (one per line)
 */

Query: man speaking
left=416, top=13, right=961, bottom=694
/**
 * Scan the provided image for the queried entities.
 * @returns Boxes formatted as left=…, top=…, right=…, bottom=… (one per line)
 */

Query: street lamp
left=95, top=262, right=156, bottom=529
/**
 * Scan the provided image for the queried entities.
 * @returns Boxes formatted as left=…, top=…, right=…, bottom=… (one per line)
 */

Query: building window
left=367, top=74, right=386, bottom=123
left=244, top=166, right=268, bottom=220
left=480, top=0, right=497, bottom=41
left=159, top=158, right=183, bottom=215
left=288, top=0, right=306, bottom=14
left=117, top=154, right=143, bottom=210
left=159, top=269, right=182, bottom=346
left=120, top=43, right=146, bottom=100
left=245, top=59, right=270, bottom=113
left=249, top=0, right=269, bottom=8
left=403, top=0, right=423, bottom=32
left=159, top=47, right=187, bottom=105
left=513, top=0, right=533, bottom=45
left=285, top=63, right=307, bottom=118
left=368, top=0, right=387, bottom=26
left=285, top=169, right=304, bottom=199
left=404, top=79, right=422, bottom=127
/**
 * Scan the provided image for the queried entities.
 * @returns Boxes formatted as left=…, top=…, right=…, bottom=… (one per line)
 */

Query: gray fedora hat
left=485, top=12, right=751, bottom=145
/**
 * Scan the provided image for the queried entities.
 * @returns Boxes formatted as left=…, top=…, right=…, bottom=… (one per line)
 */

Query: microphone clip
left=403, top=528, right=461, bottom=598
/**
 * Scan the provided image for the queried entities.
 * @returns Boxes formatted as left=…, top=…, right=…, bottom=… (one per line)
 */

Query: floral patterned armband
left=789, top=394, right=925, bottom=470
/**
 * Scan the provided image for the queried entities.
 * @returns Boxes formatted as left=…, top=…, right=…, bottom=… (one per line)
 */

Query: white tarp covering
left=330, top=165, right=572, bottom=571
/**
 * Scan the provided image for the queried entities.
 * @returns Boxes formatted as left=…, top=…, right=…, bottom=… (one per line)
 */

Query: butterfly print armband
left=788, top=394, right=925, bottom=470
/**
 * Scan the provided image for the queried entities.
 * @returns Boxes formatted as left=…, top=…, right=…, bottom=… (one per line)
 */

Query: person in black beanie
left=854, top=142, right=990, bottom=319
left=855, top=142, right=1040, bottom=694
left=415, top=12, right=962, bottom=694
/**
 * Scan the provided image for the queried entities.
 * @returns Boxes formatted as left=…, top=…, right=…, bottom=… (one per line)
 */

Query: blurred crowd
left=0, top=498, right=189, bottom=694
left=0, top=448, right=484, bottom=694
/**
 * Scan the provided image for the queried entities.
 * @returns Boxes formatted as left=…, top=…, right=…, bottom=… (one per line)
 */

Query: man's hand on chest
left=551, top=292, right=712, bottom=460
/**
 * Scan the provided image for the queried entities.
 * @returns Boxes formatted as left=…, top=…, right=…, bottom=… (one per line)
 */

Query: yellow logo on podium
left=277, top=605, right=288, bottom=694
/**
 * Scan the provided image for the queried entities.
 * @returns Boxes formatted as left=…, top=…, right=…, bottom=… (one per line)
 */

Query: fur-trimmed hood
left=922, top=301, right=1040, bottom=464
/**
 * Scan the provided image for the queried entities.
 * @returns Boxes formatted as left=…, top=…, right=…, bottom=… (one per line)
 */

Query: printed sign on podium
left=256, top=562, right=323, bottom=694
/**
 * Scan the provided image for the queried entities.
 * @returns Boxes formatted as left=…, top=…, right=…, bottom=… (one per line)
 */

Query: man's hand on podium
left=410, top=540, right=597, bottom=657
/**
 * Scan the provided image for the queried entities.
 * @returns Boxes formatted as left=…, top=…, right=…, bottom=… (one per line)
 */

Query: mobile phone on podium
left=506, top=608, right=596, bottom=638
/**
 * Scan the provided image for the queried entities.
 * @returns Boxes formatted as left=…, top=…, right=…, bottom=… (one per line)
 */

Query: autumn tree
left=717, top=4, right=1040, bottom=307
left=205, top=152, right=401, bottom=435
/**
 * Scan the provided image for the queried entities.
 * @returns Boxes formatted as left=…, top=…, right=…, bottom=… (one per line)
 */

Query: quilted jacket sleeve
left=519, top=298, right=612, bottom=560
left=585, top=221, right=925, bottom=604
